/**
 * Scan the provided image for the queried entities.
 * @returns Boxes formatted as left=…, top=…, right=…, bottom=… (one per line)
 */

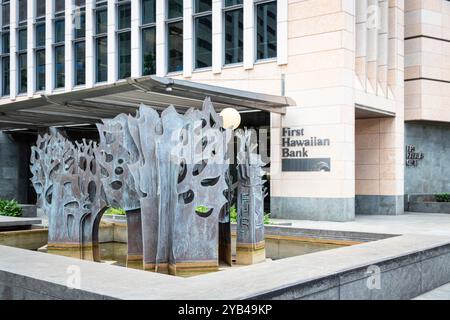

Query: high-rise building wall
left=0, top=0, right=447, bottom=221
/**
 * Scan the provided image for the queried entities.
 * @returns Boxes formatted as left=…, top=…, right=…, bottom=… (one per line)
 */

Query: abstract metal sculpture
left=235, top=128, right=266, bottom=265
left=30, top=98, right=263, bottom=275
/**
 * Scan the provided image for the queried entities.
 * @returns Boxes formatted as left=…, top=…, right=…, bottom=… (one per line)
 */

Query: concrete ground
left=272, top=212, right=450, bottom=238
left=414, top=283, right=450, bottom=300
left=273, top=212, right=450, bottom=300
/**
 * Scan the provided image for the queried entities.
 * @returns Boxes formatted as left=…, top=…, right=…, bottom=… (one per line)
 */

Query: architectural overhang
left=0, top=76, right=295, bottom=131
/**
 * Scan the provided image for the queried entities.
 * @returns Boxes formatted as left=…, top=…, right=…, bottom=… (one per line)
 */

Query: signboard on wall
left=406, top=145, right=424, bottom=167
left=281, top=127, right=331, bottom=172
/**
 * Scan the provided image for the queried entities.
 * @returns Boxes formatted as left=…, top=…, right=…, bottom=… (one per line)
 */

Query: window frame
left=223, top=0, right=244, bottom=66
left=254, top=0, right=277, bottom=62
left=94, top=1, right=108, bottom=83
left=166, top=0, right=183, bottom=74
left=73, top=2, right=86, bottom=87
left=140, top=0, right=156, bottom=76
left=193, top=0, right=213, bottom=70
left=0, top=26, right=10, bottom=97
left=116, top=0, right=132, bottom=80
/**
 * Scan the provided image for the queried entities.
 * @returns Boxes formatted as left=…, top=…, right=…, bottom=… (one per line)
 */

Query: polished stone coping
left=0, top=216, right=42, bottom=228
left=1, top=233, right=450, bottom=299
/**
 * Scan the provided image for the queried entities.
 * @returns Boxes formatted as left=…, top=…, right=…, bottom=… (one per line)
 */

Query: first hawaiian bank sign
left=281, top=127, right=332, bottom=172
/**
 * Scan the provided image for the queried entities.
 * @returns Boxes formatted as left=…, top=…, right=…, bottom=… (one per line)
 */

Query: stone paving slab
left=1, top=233, right=450, bottom=300
left=0, top=216, right=42, bottom=228
left=413, top=282, right=450, bottom=300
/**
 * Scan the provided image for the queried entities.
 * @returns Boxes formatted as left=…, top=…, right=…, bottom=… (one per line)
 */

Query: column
left=211, top=0, right=222, bottom=74
left=107, top=0, right=117, bottom=82
left=65, top=0, right=74, bottom=90
left=45, top=0, right=54, bottom=93
left=85, top=0, right=94, bottom=88
left=156, top=0, right=167, bottom=76
left=243, top=0, right=254, bottom=70
left=27, top=0, right=36, bottom=97
left=183, top=0, right=192, bottom=77
left=130, top=0, right=140, bottom=78
left=9, top=0, right=17, bottom=99
left=277, top=0, right=287, bottom=66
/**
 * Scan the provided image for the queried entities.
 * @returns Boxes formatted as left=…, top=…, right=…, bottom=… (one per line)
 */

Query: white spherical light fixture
left=220, top=108, right=241, bottom=130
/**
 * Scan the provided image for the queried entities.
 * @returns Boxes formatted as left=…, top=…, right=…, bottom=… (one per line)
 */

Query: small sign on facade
left=406, top=145, right=424, bottom=167
left=281, top=127, right=331, bottom=172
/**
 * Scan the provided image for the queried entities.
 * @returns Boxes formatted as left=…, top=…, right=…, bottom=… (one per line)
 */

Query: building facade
left=0, top=0, right=449, bottom=222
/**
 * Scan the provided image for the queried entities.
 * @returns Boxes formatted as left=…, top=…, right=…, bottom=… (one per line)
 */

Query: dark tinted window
left=74, top=41, right=85, bottom=85
left=142, top=0, right=156, bottom=24
left=18, top=53, right=27, bottom=93
left=96, top=37, right=107, bottom=82
left=96, top=8, right=107, bottom=34
left=167, top=0, right=183, bottom=19
left=118, top=32, right=131, bottom=79
left=55, top=0, right=65, bottom=12
left=18, top=0, right=27, bottom=22
left=256, top=1, right=277, bottom=60
left=118, top=3, right=131, bottom=29
left=54, top=45, right=65, bottom=88
left=36, top=49, right=45, bottom=91
left=195, top=0, right=211, bottom=13
left=2, top=32, right=9, bottom=54
left=36, top=0, right=46, bottom=17
left=36, top=23, right=45, bottom=47
left=55, top=19, right=65, bottom=43
left=195, top=15, right=212, bottom=68
left=224, top=9, right=243, bottom=64
left=18, top=29, right=27, bottom=51
left=167, top=21, right=183, bottom=72
left=2, top=56, right=9, bottom=95
left=142, top=27, right=156, bottom=75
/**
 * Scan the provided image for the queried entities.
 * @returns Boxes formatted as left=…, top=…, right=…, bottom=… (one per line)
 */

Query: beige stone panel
left=288, top=0, right=342, bottom=21
left=288, top=12, right=352, bottom=38
left=356, top=179, right=380, bottom=195
left=288, top=31, right=345, bottom=56
left=287, top=49, right=352, bottom=73
left=355, top=133, right=381, bottom=150
left=379, top=179, right=403, bottom=196
left=284, top=68, right=353, bottom=90
left=356, top=165, right=380, bottom=180
left=271, top=177, right=351, bottom=198
left=286, top=87, right=353, bottom=108
left=356, top=149, right=381, bottom=165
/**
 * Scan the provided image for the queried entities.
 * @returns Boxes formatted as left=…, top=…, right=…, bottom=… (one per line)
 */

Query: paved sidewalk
left=272, top=212, right=450, bottom=238
left=414, top=283, right=450, bottom=300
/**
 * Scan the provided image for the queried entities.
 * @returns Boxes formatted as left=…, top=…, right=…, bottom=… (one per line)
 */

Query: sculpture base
left=143, top=263, right=169, bottom=274
left=47, top=243, right=99, bottom=261
left=126, top=254, right=143, bottom=269
left=236, top=241, right=266, bottom=265
left=168, top=261, right=219, bottom=277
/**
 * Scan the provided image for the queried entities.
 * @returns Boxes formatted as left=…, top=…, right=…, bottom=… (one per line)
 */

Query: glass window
left=118, top=3, right=131, bottom=30
left=96, top=8, right=107, bottom=34
left=2, top=3, right=9, bottom=26
left=224, top=9, right=243, bottom=64
left=74, top=0, right=85, bottom=6
left=74, top=41, right=85, bottom=85
left=2, top=56, right=9, bottom=95
left=167, top=0, right=183, bottom=19
left=96, top=37, right=107, bottom=82
left=225, top=0, right=242, bottom=5
left=55, top=0, right=65, bottom=13
left=54, top=19, right=65, bottom=43
left=36, top=23, right=45, bottom=47
left=195, top=15, right=212, bottom=68
left=74, top=11, right=86, bottom=39
left=167, top=21, right=183, bottom=72
left=142, top=27, right=156, bottom=75
left=18, top=53, right=27, bottom=93
left=256, top=1, right=277, bottom=60
left=36, top=0, right=46, bottom=17
left=142, top=0, right=155, bottom=24
left=54, top=45, right=65, bottom=88
left=18, top=0, right=27, bottom=22
left=18, top=28, right=27, bottom=51
left=2, top=32, right=9, bottom=54
left=195, top=0, right=211, bottom=13
left=36, top=49, right=45, bottom=91
left=118, top=32, right=131, bottom=79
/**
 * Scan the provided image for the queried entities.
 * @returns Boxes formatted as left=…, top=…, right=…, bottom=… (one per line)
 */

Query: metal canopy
left=0, top=75, right=295, bottom=131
